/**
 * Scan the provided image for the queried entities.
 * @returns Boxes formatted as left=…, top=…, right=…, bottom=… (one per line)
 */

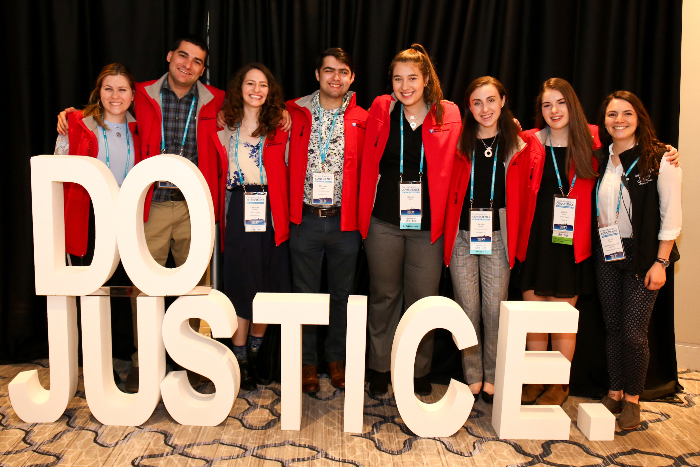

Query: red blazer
left=287, top=92, right=368, bottom=231
left=213, top=127, right=290, bottom=250
left=358, top=95, right=461, bottom=243
left=443, top=138, right=527, bottom=266
left=134, top=76, right=225, bottom=222
left=511, top=125, right=602, bottom=266
left=63, top=111, right=141, bottom=257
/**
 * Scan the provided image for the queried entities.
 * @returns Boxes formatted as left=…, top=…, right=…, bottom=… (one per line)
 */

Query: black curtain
left=3, top=0, right=682, bottom=397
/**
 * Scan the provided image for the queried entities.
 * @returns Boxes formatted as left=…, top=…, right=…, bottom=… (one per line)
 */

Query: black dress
left=510, top=145, right=594, bottom=298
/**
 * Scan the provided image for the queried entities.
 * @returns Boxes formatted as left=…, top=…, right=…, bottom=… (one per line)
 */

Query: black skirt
left=223, top=186, right=292, bottom=320
left=510, top=146, right=594, bottom=298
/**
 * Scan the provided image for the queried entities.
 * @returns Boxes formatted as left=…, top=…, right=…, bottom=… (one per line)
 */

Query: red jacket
left=134, top=75, right=225, bottom=222
left=63, top=111, right=141, bottom=257
left=510, top=125, right=602, bottom=267
left=287, top=92, right=368, bottom=231
left=213, top=127, right=290, bottom=249
left=358, top=95, right=461, bottom=243
left=443, top=137, right=527, bottom=266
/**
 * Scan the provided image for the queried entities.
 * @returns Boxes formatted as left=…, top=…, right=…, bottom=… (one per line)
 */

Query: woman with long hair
left=443, top=76, right=525, bottom=403
left=213, top=63, right=291, bottom=390
left=594, top=91, right=681, bottom=430
left=509, top=78, right=601, bottom=406
left=358, top=44, right=461, bottom=396
left=54, top=63, right=141, bottom=386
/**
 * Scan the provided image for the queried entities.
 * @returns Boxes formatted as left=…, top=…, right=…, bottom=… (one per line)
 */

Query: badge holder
left=244, top=191, right=267, bottom=232
left=469, top=207, right=493, bottom=255
left=597, top=221, right=625, bottom=261
left=399, top=181, right=422, bottom=230
left=312, top=172, right=334, bottom=205
left=552, top=195, right=576, bottom=245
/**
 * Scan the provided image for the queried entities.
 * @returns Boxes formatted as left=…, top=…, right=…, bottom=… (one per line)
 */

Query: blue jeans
left=289, top=212, right=361, bottom=365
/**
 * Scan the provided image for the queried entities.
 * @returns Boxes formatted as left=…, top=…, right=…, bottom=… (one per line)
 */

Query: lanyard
left=101, top=122, right=131, bottom=180
left=160, top=91, right=196, bottom=156
left=399, top=103, right=425, bottom=183
left=230, top=126, right=264, bottom=192
left=318, top=102, right=342, bottom=165
left=548, top=126, right=576, bottom=197
left=470, top=144, right=499, bottom=209
left=595, top=157, right=639, bottom=220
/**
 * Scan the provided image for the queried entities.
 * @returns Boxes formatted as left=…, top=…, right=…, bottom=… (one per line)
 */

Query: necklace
left=480, top=134, right=498, bottom=158
left=403, top=106, right=426, bottom=130
left=548, top=132, right=567, bottom=147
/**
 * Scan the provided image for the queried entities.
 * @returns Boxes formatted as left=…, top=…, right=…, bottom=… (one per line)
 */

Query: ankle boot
left=535, top=384, right=569, bottom=406
left=521, top=384, right=546, bottom=405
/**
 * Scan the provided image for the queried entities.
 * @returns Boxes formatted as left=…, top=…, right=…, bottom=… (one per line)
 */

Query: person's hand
left=513, top=118, right=522, bottom=133
left=278, top=109, right=292, bottom=132
left=644, top=262, right=667, bottom=290
left=217, top=109, right=226, bottom=128
left=57, top=107, right=77, bottom=135
left=664, top=145, right=680, bottom=167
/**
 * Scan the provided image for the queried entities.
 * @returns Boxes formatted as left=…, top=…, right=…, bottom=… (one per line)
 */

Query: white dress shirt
left=597, top=144, right=682, bottom=240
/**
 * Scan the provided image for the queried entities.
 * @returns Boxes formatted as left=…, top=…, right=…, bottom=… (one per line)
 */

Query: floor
left=1, top=361, right=699, bottom=466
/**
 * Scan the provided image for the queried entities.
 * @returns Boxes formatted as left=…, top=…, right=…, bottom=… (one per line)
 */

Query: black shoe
left=238, top=361, right=257, bottom=391
left=248, top=344, right=272, bottom=385
left=481, top=390, right=494, bottom=404
left=414, top=375, right=432, bottom=396
left=369, top=371, right=390, bottom=395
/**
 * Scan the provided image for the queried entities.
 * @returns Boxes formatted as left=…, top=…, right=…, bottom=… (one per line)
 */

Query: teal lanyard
left=160, top=91, right=196, bottom=156
left=470, top=143, right=499, bottom=209
left=595, top=157, right=639, bottom=220
left=548, top=126, right=576, bottom=197
left=399, top=103, right=425, bottom=183
left=230, top=126, right=264, bottom=192
left=101, top=122, right=131, bottom=180
left=318, top=103, right=341, bottom=164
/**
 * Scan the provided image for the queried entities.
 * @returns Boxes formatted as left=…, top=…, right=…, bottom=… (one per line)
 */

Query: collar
left=161, top=74, right=199, bottom=99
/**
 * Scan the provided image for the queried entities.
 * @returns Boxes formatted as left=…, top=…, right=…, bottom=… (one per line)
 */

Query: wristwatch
left=655, top=257, right=670, bottom=268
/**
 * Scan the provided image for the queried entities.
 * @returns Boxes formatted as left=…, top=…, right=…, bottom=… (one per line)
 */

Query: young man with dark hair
left=58, top=35, right=226, bottom=392
left=286, top=48, right=368, bottom=392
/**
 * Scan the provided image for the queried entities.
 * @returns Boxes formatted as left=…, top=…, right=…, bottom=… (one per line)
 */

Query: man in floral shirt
left=286, top=48, right=368, bottom=392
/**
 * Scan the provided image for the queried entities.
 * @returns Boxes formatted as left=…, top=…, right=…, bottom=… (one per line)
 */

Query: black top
left=459, top=135, right=506, bottom=231
left=373, top=106, right=431, bottom=230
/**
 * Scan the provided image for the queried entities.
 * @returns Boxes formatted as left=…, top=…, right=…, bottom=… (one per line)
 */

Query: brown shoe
left=618, top=400, right=641, bottom=430
left=521, top=384, right=546, bottom=405
left=302, top=365, right=320, bottom=393
left=328, top=361, right=346, bottom=389
left=601, top=395, right=623, bottom=414
left=535, top=384, right=569, bottom=406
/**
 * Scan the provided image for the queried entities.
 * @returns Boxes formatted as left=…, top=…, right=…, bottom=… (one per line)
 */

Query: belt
left=169, top=189, right=185, bottom=201
left=303, top=203, right=341, bottom=217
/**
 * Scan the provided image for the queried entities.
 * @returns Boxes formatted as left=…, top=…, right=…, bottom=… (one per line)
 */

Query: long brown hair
left=82, top=63, right=136, bottom=130
left=223, top=63, right=285, bottom=137
left=389, top=44, right=445, bottom=126
left=535, top=78, right=597, bottom=179
left=598, top=90, right=665, bottom=177
left=460, top=76, right=520, bottom=163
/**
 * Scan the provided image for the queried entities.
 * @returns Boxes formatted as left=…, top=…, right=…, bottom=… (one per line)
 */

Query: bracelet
left=655, top=257, right=670, bottom=268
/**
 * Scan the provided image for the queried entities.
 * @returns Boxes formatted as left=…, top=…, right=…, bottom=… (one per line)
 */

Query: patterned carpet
left=1, top=360, right=699, bottom=466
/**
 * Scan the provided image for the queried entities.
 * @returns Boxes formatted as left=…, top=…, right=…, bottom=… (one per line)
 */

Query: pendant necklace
left=480, top=134, right=498, bottom=158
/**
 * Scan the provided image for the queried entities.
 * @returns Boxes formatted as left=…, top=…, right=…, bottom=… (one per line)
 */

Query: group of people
left=55, top=35, right=682, bottom=433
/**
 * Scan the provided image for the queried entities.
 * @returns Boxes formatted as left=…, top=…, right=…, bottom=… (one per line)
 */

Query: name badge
left=399, top=181, right=422, bottom=230
left=158, top=181, right=178, bottom=189
left=552, top=195, right=576, bottom=245
left=598, top=224, right=625, bottom=261
left=312, top=172, right=334, bottom=205
left=470, top=209, right=493, bottom=255
left=244, top=192, right=267, bottom=232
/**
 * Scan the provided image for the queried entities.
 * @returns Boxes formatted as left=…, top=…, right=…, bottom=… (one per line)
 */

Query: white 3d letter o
left=391, top=296, right=477, bottom=437
left=116, top=155, right=214, bottom=296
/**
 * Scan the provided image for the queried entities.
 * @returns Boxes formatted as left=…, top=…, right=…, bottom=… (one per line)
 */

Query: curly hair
left=535, top=78, right=598, bottom=180
left=222, top=63, right=285, bottom=137
left=598, top=90, right=666, bottom=178
left=389, top=44, right=445, bottom=126
left=459, top=76, right=520, bottom=163
left=82, top=63, right=136, bottom=130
